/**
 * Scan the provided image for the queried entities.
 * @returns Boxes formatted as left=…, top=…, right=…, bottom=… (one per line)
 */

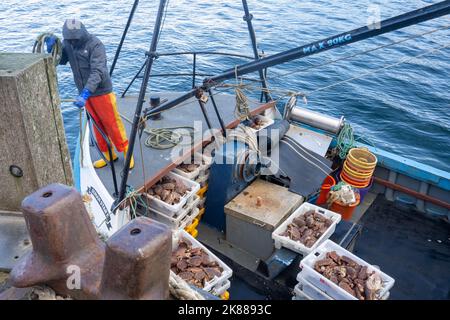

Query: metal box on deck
left=224, top=179, right=303, bottom=260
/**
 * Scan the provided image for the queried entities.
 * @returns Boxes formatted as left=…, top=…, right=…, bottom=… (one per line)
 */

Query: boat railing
left=121, top=50, right=268, bottom=99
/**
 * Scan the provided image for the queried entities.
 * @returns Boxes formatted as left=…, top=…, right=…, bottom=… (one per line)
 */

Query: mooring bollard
left=9, top=183, right=105, bottom=299
left=101, top=217, right=172, bottom=299
left=8, top=183, right=172, bottom=300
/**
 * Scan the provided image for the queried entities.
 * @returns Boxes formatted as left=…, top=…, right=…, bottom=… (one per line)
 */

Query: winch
left=203, top=120, right=290, bottom=232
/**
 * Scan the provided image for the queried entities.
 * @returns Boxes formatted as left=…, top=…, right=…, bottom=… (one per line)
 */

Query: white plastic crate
left=210, top=280, right=231, bottom=296
left=247, top=114, right=274, bottom=132
left=198, top=153, right=212, bottom=176
left=146, top=172, right=200, bottom=217
left=172, top=230, right=233, bottom=293
left=292, top=287, right=309, bottom=300
left=197, top=196, right=206, bottom=209
left=300, top=239, right=395, bottom=300
left=172, top=166, right=200, bottom=181
left=172, top=152, right=209, bottom=180
left=272, top=202, right=341, bottom=256
left=294, top=277, right=333, bottom=300
left=196, top=172, right=210, bottom=188
left=294, top=275, right=390, bottom=300
left=172, top=152, right=212, bottom=181
left=148, top=196, right=200, bottom=230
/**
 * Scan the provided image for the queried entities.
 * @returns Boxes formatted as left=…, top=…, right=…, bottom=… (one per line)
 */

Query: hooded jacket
left=60, top=19, right=112, bottom=96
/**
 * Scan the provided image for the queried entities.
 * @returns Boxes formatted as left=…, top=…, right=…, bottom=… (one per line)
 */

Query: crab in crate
left=247, top=116, right=269, bottom=130
left=171, top=240, right=224, bottom=289
left=177, top=163, right=200, bottom=173
left=147, top=176, right=191, bottom=205
left=314, top=251, right=384, bottom=300
left=281, top=210, right=333, bottom=248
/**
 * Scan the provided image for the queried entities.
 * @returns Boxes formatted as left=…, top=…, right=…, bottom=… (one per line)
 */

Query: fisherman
left=46, top=19, right=134, bottom=169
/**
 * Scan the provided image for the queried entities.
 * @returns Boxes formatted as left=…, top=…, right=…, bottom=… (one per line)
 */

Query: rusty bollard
left=9, top=183, right=105, bottom=299
left=100, top=217, right=172, bottom=300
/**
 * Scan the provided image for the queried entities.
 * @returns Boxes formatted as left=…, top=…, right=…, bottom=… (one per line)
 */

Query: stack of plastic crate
left=294, top=240, right=394, bottom=300
left=172, top=152, right=212, bottom=236
left=172, top=230, right=233, bottom=299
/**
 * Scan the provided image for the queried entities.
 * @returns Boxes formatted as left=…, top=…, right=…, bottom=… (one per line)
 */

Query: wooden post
left=0, top=53, right=73, bottom=212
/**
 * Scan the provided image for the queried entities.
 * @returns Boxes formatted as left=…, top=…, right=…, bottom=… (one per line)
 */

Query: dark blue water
left=1, top=0, right=449, bottom=171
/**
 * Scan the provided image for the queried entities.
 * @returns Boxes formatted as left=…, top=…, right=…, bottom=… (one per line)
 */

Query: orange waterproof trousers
left=85, top=92, right=128, bottom=153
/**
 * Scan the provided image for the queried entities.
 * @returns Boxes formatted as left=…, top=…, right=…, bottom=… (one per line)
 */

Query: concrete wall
left=0, top=53, right=73, bottom=211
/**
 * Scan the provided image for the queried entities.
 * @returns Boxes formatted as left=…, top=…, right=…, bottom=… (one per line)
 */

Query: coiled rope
left=143, top=126, right=195, bottom=149
left=32, top=33, right=63, bottom=66
left=336, top=123, right=355, bottom=159
left=169, top=271, right=205, bottom=300
left=24, top=275, right=204, bottom=300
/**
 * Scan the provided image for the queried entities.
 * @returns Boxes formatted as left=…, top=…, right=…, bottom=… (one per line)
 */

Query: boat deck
left=353, top=196, right=450, bottom=300
left=90, top=93, right=274, bottom=194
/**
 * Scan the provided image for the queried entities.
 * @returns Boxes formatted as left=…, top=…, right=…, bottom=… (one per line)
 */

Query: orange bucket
left=330, top=193, right=360, bottom=221
left=340, top=171, right=370, bottom=188
left=316, top=175, right=336, bottom=205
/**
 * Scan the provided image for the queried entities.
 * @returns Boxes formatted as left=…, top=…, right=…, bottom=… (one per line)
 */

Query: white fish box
left=299, top=239, right=395, bottom=300
left=294, top=277, right=333, bottom=300
left=172, top=230, right=233, bottom=294
left=196, top=172, right=210, bottom=188
left=210, top=280, right=231, bottom=296
left=198, top=153, right=213, bottom=177
left=147, top=195, right=200, bottom=230
left=247, top=114, right=274, bottom=132
left=197, top=196, right=206, bottom=209
left=146, top=172, right=200, bottom=217
left=172, top=152, right=213, bottom=181
left=272, top=202, right=341, bottom=256
left=294, top=274, right=390, bottom=300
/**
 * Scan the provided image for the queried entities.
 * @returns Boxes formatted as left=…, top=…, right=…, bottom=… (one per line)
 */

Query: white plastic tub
left=146, top=172, right=200, bottom=217
left=210, top=280, right=230, bottom=296
left=148, top=195, right=200, bottom=230
left=272, top=202, right=341, bottom=256
left=196, top=172, right=210, bottom=188
left=247, top=114, right=274, bottom=132
left=172, top=230, right=233, bottom=293
left=198, top=153, right=213, bottom=176
left=292, top=287, right=310, bottom=300
left=294, top=278, right=333, bottom=300
left=294, top=274, right=390, bottom=300
left=197, top=196, right=206, bottom=209
left=172, top=165, right=200, bottom=181
left=173, top=152, right=212, bottom=181
left=300, top=239, right=395, bottom=300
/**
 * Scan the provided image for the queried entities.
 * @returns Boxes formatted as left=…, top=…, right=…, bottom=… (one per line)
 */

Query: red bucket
left=316, top=175, right=336, bottom=205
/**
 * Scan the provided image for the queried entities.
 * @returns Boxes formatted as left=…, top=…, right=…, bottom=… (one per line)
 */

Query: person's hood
left=63, top=19, right=89, bottom=44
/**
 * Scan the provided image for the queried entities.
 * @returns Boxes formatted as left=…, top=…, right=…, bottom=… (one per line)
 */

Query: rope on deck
left=169, top=271, right=205, bottom=300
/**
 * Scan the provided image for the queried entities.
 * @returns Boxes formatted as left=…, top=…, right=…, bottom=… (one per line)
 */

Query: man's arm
left=59, top=43, right=69, bottom=65
left=84, top=42, right=108, bottom=94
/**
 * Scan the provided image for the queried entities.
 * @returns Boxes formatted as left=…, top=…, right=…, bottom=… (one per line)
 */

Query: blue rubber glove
left=44, top=35, right=58, bottom=53
left=73, top=88, right=91, bottom=109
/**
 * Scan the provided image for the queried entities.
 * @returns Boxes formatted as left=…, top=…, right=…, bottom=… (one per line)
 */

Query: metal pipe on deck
left=287, top=106, right=344, bottom=134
